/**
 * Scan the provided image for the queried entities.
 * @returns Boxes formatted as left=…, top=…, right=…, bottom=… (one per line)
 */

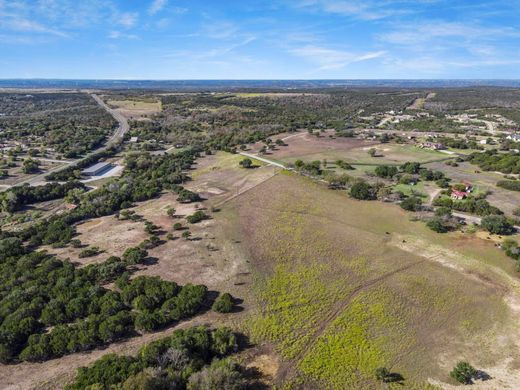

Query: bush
left=481, top=215, right=514, bottom=235
left=78, top=246, right=101, bottom=258
left=450, top=361, right=476, bottom=384
left=374, top=165, right=398, bottom=179
left=497, top=180, right=520, bottom=191
left=212, top=293, right=234, bottom=313
left=186, top=210, right=208, bottom=224
left=350, top=181, right=374, bottom=200
left=187, top=359, right=246, bottom=390
left=400, top=197, right=422, bottom=212
left=426, top=217, right=449, bottom=233
left=122, top=247, right=148, bottom=264
left=239, top=158, right=253, bottom=168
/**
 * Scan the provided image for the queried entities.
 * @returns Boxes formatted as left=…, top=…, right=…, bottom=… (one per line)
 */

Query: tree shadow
left=475, top=370, right=492, bottom=381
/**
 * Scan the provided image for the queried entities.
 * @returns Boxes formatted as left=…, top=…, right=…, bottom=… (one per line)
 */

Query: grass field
left=106, top=98, right=161, bottom=119
left=250, top=132, right=452, bottom=168
left=227, top=172, right=520, bottom=389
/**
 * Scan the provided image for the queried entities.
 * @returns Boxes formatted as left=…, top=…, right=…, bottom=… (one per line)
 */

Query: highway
left=2, top=93, right=129, bottom=189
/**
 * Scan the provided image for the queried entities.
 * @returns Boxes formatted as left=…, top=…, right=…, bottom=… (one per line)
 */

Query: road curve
left=3, top=93, right=129, bottom=189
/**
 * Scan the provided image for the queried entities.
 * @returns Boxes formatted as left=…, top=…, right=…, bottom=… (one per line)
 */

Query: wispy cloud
left=108, top=30, right=138, bottom=40
left=148, top=0, right=167, bottom=15
left=0, top=17, right=68, bottom=37
left=294, top=0, right=412, bottom=20
left=379, top=21, right=520, bottom=45
left=290, top=45, right=386, bottom=69
left=202, top=20, right=239, bottom=39
left=116, top=12, right=138, bottom=28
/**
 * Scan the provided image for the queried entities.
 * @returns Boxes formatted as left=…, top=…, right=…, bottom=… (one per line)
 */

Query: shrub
left=374, top=165, right=398, bottom=179
left=78, top=246, right=101, bottom=258
left=239, top=158, right=253, bottom=168
left=122, top=247, right=148, bottom=264
left=212, top=293, right=234, bottom=313
left=450, top=361, right=476, bottom=384
left=497, top=180, right=520, bottom=192
left=426, top=217, right=449, bottom=233
left=481, top=215, right=514, bottom=235
left=400, top=196, right=422, bottom=212
left=187, top=359, right=246, bottom=390
left=186, top=210, right=208, bottom=224
left=350, top=181, right=374, bottom=200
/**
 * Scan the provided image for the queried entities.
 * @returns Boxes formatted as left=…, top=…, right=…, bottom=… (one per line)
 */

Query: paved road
left=2, top=94, right=129, bottom=190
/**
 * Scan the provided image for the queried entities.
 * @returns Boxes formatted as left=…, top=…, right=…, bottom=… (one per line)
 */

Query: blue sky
left=1, top=0, right=519, bottom=79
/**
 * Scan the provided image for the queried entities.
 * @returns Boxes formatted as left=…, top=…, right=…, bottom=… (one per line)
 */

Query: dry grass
left=227, top=172, right=520, bottom=388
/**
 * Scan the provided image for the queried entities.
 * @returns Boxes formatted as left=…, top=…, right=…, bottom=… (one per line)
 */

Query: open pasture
left=227, top=172, right=520, bottom=389
left=249, top=131, right=451, bottom=168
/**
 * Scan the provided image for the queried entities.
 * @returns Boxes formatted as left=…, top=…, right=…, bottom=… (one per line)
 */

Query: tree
left=123, top=247, right=148, bottom=264
left=173, top=222, right=183, bottom=230
left=166, top=207, right=176, bottom=218
left=22, top=158, right=40, bottom=174
left=426, top=217, right=449, bottom=233
left=375, top=367, right=390, bottom=382
left=238, top=158, right=253, bottom=168
left=182, top=230, right=191, bottom=240
left=368, top=148, right=377, bottom=157
left=350, top=181, right=374, bottom=200
left=374, top=165, right=398, bottom=179
left=187, top=359, right=246, bottom=390
left=186, top=211, right=208, bottom=224
left=212, top=293, right=234, bottom=313
left=400, top=196, right=422, bottom=212
left=450, top=361, right=476, bottom=384
left=400, top=161, right=421, bottom=174
left=481, top=215, right=514, bottom=235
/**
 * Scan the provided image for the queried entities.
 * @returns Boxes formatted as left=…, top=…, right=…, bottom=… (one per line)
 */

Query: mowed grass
left=230, top=172, right=520, bottom=389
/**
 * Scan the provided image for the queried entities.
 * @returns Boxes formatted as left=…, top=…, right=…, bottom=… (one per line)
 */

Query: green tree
left=450, top=361, right=476, bottom=384
left=350, top=181, right=374, bottom=200
left=481, top=215, right=514, bottom=235
left=212, top=293, right=234, bottom=313
left=238, top=158, right=253, bottom=168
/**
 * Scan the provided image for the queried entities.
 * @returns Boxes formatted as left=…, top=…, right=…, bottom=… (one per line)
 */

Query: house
left=507, top=134, right=520, bottom=142
left=420, top=142, right=445, bottom=150
left=82, top=162, right=113, bottom=176
left=451, top=190, right=468, bottom=200
left=129, top=136, right=139, bottom=143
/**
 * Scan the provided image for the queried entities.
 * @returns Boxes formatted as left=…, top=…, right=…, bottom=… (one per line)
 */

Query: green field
left=279, top=143, right=452, bottom=167
left=229, top=172, right=520, bottom=389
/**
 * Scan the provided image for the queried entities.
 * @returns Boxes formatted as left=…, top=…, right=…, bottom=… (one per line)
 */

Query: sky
left=1, top=0, right=520, bottom=79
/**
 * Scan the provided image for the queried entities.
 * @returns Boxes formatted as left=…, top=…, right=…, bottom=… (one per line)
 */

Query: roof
left=82, top=162, right=112, bottom=174
left=451, top=190, right=467, bottom=197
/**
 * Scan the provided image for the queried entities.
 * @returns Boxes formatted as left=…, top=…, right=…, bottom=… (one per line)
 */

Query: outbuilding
left=82, top=162, right=113, bottom=176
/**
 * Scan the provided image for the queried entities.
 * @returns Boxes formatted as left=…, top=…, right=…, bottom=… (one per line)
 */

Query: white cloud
left=0, top=17, right=68, bottom=37
left=294, top=0, right=410, bottom=20
left=115, top=12, right=138, bottom=28
left=379, top=21, right=520, bottom=46
left=290, top=45, right=386, bottom=69
left=108, top=30, right=138, bottom=39
left=148, top=0, right=167, bottom=15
